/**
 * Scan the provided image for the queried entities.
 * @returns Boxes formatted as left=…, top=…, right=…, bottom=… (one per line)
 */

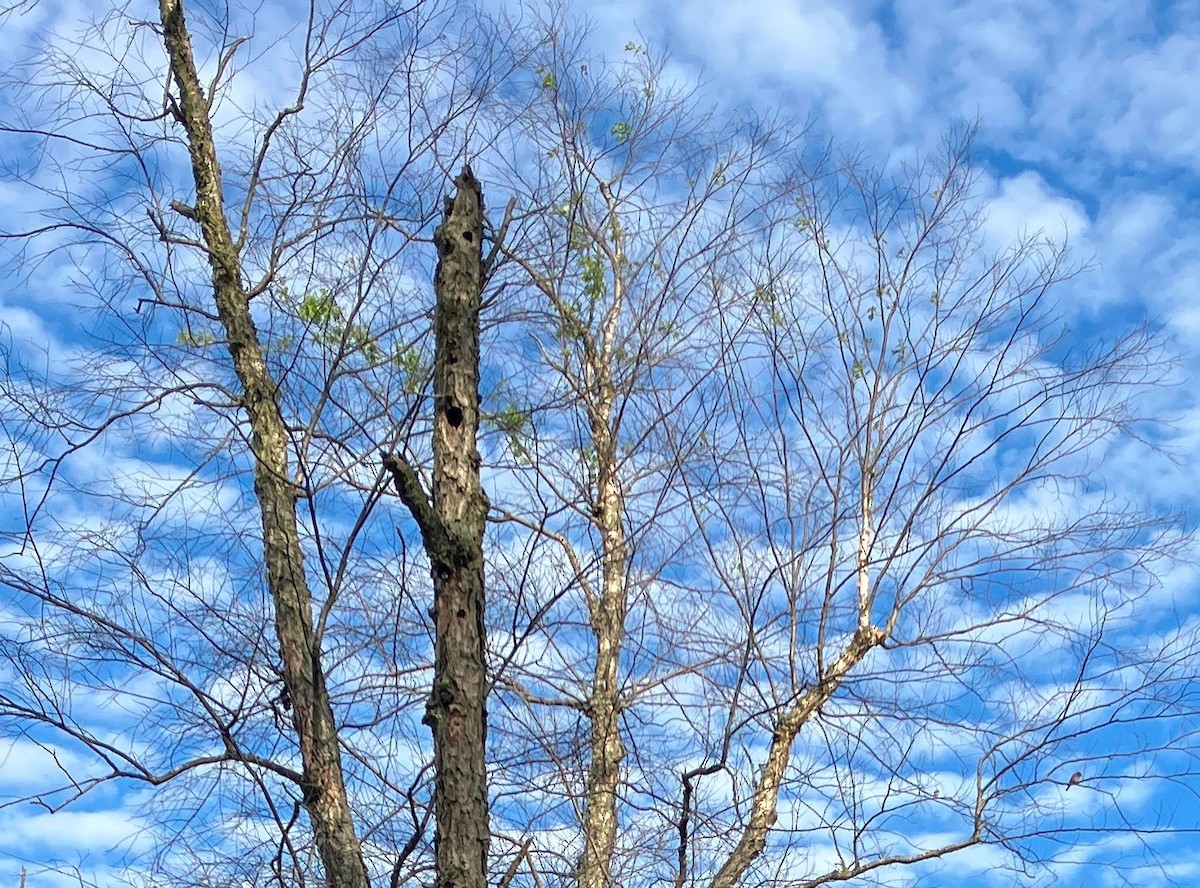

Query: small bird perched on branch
left=1066, top=771, right=1083, bottom=790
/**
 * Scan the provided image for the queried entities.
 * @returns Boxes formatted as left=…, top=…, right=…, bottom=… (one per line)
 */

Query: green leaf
left=754, top=284, right=776, bottom=305
left=494, top=402, right=529, bottom=437
left=298, top=290, right=342, bottom=328
left=177, top=328, right=217, bottom=347
left=578, top=253, right=606, bottom=304
left=393, top=346, right=426, bottom=391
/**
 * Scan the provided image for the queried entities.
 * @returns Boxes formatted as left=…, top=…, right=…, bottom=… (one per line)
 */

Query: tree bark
left=707, top=623, right=886, bottom=888
left=576, top=184, right=630, bottom=888
left=158, top=4, right=370, bottom=887
left=385, top=167, right=490, bottom=888
left=577, top=404, right=627, bottom=888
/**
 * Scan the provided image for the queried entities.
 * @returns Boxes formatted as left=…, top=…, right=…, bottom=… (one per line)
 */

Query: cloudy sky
left=2, top=0, right=1200, bottom=886
left=596, top=0, right=1200, bottom=339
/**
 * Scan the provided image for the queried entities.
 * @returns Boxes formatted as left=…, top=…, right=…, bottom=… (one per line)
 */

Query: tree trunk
left=385, top=167, right=490, bottom=888
left=577, top=406, right=627, bottom=888
left=158, top=4, right=370, bottom=887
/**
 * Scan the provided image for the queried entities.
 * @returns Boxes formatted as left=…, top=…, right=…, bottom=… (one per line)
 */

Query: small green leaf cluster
left=297, top=290, right=341, bottom=328
left=176, top=327, right=218, bottom=347
left=294, top=288, right=381, bottom=362
left=579, top=253, right=606, bottom=304
left=557, top=300, right=587, bottom=344
left=492, top=402, right=531, bottom=462
left=392, top=346, right=426, bottom=392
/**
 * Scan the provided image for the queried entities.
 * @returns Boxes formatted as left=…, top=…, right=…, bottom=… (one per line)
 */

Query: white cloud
left=980, top=170, right=1088, bottom=248
left=0, top=808, right=152, bottom=856
left=5, top=1, right=1200, bottom=886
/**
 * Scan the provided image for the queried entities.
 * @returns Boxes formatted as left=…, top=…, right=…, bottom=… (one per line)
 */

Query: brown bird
left=1066, top=771, right=1083, bottom=790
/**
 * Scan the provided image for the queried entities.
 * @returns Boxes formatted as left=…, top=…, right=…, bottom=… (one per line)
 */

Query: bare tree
left=158, top=2, right=370, bottom=882
left=1, top=4, right=1197, bottom=888
left=1, top=1, right=520, bottom=885
left=478, top=35, right=1197, bottom=888
left=480, top=28, right=815, bottom=888
left=672, top=134, right=1193, bottom=887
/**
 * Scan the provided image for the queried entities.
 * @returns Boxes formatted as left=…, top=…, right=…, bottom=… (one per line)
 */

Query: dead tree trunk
left=385, top=167, right=491, bottom=888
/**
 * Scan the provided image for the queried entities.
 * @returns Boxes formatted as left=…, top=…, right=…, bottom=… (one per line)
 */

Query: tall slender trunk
left=577, top=401, right=627, bottom=888
left=158, top=3, right=369, bottom=887
left=577, top=184, right=629, bottom=888
left=385, top=167, right=491, bottom=888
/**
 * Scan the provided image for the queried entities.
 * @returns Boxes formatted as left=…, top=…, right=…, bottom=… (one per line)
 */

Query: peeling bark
left=158, top=4, right=369, bottom=887
left=385, top=167, right=490, bottom=888
left=577, top=184, right=630, bottom=888
left=577, top=404, right=627, bottom=888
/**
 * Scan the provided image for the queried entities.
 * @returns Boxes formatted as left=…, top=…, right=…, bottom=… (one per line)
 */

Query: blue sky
left=604, top=0, right=1200, bottom=339
left=3, top=1, right=1200, bottom=887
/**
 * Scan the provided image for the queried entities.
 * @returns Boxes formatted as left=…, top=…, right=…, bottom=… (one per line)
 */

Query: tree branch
left=381, top=450, right=446, bottom=552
